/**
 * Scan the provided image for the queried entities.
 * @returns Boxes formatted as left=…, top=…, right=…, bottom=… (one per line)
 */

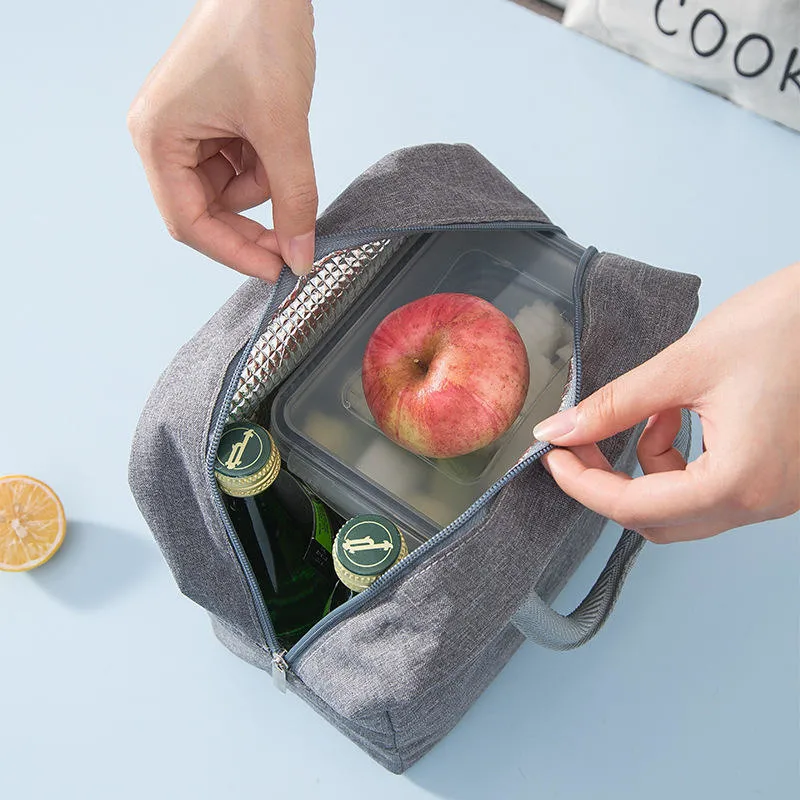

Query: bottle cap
left=333, top=514, right=408, bottom=592
left=214, top=421, right=281, bottom=497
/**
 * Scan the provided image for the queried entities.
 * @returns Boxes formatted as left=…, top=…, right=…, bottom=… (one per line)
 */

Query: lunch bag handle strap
left=511, top=410, right=692, bottom=650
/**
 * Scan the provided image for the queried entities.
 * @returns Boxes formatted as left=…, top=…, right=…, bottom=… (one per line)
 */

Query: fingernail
left=540, top=453, right=552, bottom=475
left=287, top=232, right=315, bottom=276
left=533, top=407, right=577, bottom=442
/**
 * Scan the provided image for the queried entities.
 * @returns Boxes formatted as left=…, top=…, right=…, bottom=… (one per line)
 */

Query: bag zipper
left=205, top=221, right=595, bottom=680
left=308, top=220, right=565, bottom=260
left=206, top=268, right=298, bottom=657
left=272, top=649, right=290, bottom=693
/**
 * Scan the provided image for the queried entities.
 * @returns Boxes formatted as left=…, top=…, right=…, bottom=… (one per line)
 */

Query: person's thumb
left=533, top=341, right=695, bottom=446
left=251, top=118, right=318, bottom=277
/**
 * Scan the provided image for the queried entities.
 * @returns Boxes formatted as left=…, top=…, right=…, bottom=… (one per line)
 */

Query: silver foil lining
left=228, top=238, right=406, bottom=421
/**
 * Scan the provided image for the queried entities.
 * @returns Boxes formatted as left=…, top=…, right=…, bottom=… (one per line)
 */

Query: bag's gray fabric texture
left=129, top=144, right=701, bottom=774
left=315, top=143, right=552, bottom=242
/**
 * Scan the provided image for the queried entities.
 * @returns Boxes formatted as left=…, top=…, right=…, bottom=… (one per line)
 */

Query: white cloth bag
left=564, top=0, right=800, bottom=131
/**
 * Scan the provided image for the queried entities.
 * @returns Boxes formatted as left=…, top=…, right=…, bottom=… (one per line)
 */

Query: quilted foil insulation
left=228, top=238, right=405, bottom=421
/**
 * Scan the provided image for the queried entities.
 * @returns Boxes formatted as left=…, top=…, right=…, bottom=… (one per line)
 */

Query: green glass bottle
left=214, top=421, right=344, bottom=649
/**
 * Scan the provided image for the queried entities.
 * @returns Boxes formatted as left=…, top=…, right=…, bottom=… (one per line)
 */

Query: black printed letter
left=734, top=34, right=774, bottom=78
left=654, top=0, right=685, bottom=37
left=690, top=9, right=727, bottom=58
left=780, top=47, right=800, bottom=94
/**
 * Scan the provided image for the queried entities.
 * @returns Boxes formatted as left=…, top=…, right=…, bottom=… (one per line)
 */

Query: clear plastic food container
left=271, top=228, right=584, bottom=546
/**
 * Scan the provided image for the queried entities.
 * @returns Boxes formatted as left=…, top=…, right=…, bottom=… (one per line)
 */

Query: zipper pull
left=272, top=649, right=289, bottom=693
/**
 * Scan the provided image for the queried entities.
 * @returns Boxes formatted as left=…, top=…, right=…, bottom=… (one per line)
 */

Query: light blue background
left=1, top=1, right=798, bottom=798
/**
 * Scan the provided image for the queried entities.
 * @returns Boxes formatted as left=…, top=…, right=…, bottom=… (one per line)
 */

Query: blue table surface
left=2, top=1, right=798, bottom=798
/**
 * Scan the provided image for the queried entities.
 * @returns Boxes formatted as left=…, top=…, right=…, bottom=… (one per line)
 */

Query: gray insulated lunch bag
left=129, top=144, right=700, bottom=774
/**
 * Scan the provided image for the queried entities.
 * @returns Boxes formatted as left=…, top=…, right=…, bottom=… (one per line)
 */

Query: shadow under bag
left=129, top=144, right=700, bottom=773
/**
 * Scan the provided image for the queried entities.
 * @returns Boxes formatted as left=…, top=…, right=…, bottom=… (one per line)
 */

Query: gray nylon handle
left=511, top=411, right=693, bottom=650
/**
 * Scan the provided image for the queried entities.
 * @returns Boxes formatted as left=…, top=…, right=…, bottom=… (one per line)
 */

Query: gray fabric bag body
left=129, top=144, right=700, bottom=774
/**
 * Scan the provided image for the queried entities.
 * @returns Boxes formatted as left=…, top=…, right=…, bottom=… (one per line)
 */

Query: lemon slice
left=0, top=475, right=66, bottom=572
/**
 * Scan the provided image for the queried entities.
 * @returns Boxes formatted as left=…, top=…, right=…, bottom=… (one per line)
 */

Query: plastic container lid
left=271, top=228, right=582, bottom=545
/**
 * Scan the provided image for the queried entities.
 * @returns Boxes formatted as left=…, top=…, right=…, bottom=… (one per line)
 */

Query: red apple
left=362, top=293, right=530, bottom=458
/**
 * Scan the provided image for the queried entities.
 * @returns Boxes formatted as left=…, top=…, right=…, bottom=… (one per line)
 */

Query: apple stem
left=410, top=355, right=429, bottom=376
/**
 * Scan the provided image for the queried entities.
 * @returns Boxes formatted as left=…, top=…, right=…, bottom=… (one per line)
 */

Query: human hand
left=127, top=0, right=317, bottom=281
left=535, top=263, right=800, bottom=543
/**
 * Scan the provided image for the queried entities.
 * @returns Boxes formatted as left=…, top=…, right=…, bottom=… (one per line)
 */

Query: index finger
left=145, top=160, right=285, bottom=281
left=542, top=447, right=721, bottom=530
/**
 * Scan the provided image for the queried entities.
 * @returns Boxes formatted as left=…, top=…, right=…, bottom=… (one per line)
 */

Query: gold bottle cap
left=214, top=422, right=281, bottom=497
left=333, top=514, right=408, bottom=593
